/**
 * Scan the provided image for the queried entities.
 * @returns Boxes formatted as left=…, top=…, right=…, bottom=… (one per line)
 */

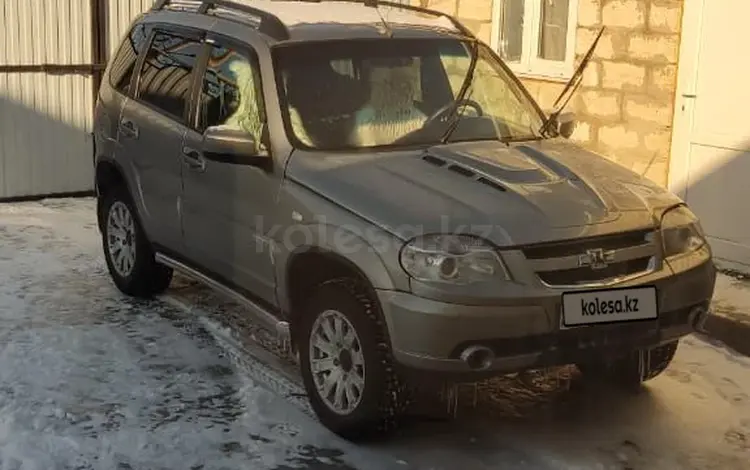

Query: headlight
left=399, top=234, right=510, bottom=285
left=660, top=206, right=706, bottom=257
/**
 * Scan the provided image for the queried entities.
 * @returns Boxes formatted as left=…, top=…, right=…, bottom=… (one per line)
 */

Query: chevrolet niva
left=93, top=0, right=717, bottom=440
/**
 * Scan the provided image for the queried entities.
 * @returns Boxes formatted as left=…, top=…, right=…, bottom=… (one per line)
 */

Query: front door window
left=198, top=44, right=266, bottom=152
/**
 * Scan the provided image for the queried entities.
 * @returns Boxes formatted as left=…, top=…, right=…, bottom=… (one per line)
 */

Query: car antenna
left=539, top=26, right=605, bottom=137
left=364, top=0, right=394, bottom=38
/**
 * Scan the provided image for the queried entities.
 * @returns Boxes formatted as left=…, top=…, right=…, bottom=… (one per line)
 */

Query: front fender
left=274, top=223, right=408, bottom=313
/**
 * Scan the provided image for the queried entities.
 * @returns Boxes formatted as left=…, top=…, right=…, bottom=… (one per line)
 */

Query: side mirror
left=203, top=126, right=271, bottom=168
left=553, top=112, right=576, bottom=139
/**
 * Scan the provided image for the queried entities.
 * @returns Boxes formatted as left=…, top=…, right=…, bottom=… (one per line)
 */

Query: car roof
left=251, top=0, right=461, bottom=41
left=149, top=0, right=467, bottom=43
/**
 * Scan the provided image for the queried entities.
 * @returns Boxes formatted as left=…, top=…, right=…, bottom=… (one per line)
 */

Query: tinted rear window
left=109, top=23, right=149, bottom=95
left=135, top=30, right=202, bottom=121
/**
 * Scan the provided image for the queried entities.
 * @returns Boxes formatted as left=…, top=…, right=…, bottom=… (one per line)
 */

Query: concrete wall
left=416, top=0, right=683, bottom=186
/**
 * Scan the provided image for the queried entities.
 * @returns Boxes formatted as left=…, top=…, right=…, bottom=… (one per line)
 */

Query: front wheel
left=577, top=340, right=679, bottom=387
left=298, top=279, right=407, bottom=440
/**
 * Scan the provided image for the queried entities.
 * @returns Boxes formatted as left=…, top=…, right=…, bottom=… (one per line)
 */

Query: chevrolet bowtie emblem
left=578, top=248, right=616, bottom=270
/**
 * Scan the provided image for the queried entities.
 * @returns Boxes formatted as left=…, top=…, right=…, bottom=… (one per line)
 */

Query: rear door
left=99, top=22, right=151, bottom=168
left=118, top=26, right=204, bottom=252
left=181, top=35, right=280, bottom=305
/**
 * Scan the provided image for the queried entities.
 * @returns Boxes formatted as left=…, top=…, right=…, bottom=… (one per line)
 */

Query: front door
left=181, top=37, right=280, bottom=305
left=669, top=0, right=750, bottom=271
left=118, top=28, right=203, bottom=252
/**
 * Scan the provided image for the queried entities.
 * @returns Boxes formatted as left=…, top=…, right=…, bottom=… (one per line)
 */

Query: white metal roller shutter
left=0, top=0, right=96, bottom=199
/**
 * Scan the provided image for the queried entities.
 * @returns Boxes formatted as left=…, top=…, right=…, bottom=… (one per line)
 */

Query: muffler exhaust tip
left=460, top=345, right=495, bottom=371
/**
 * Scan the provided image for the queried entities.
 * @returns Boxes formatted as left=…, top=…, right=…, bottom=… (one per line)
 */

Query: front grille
left=524, top=229, right=658, bottom=287
left=523, top=229, right=651, bottom=260
left=538, top=258, right=652, bottom=285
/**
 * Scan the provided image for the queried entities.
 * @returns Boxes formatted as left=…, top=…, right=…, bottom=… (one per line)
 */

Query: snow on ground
left=0, top=197, right=749, bottom=470
left=0, top=199, right=388, bottom=470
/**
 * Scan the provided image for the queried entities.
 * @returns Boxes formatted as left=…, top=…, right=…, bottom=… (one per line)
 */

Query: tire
left=298, top=279, right=407, bottom=440
left=577, top=340, right=679, bottom=388
left=100, top=187, right=172, bottom=298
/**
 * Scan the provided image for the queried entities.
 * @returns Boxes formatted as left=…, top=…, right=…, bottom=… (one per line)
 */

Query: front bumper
left=378, top=247, right=716, bottom=379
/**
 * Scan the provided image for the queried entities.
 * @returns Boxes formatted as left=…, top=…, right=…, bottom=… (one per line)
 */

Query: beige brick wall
left=414, top=0, right=683, bottom=187
left=564, top=0, right=682, bottom=186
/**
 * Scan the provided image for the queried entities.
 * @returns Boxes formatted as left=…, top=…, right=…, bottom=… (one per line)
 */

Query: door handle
left=182, top=147, right=206, bottom=171
left=119, top=118, right=139, bottom=139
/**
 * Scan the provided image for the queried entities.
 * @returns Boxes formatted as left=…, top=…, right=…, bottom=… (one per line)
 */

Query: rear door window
left=135, top=30, right=203, bottom=122
left=109, top=23, right=150, bottom=95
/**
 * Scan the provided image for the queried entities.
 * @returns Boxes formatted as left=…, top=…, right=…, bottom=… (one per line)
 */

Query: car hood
left=285, top=139, right=683, bottom=247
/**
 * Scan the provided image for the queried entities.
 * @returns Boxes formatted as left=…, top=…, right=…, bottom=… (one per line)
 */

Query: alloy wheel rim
left=309, top=309, right=366, bottom=415
left=106, top=201, right=137, bottom=278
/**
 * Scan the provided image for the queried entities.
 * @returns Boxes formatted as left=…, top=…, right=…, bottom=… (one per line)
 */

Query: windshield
left=273, top=38, right=545, bottom=150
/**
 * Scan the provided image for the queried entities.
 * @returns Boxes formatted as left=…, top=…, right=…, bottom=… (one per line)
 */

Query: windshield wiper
left=539, top=27, right=605, bottom=137
left=440, top=39, right=480, bottom=144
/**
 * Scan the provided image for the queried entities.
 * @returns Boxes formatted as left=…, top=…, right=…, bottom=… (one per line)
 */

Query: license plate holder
left=561, top=286, right=658, bottom=328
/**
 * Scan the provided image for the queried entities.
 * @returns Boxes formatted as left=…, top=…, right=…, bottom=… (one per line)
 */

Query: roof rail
left=151, top=0, right=291, bottom=40
left=151, top=0, right=473, bottom=40
left=296, top=0, right=474, bottom=37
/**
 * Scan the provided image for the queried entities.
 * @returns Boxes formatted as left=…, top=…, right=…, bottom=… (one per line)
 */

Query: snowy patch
left=0, top=198, right=368, bottom=470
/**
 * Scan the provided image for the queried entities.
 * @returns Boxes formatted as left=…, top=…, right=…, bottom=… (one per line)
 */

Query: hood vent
left=421, top=154, right=507, bottom=192
left=448, top=164, right=475, bottom=177
left=422, top=154, right=447, bottom=167
left=477, top=177, right=506, bottom=192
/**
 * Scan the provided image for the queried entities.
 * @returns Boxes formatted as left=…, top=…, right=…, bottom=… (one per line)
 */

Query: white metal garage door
left=669, top=0, right=750, bottom=271
left=0, top=0, right=154, bottom=200
left=0, top=0, right=97, bottom=199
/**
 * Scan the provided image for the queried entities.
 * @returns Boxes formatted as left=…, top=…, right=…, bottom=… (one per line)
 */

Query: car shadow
left=368, top=370, right=664, bottom=468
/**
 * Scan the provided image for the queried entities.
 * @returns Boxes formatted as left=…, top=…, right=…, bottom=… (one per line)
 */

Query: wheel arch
left=95, top=157, right=128, bottom=196
left=94, top=158, right=140, bottom=233
left=280, top=237, right=397, bottom=348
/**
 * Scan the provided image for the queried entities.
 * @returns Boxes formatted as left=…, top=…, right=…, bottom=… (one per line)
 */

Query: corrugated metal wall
left=0, top=0, right=154, bottom=199
left=105, top=0, right=154, bottom=56
left=0, top=0, right=95, bottom=199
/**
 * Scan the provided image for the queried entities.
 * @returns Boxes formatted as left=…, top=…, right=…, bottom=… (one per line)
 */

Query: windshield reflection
left=273, top=38, right=545, bottom=150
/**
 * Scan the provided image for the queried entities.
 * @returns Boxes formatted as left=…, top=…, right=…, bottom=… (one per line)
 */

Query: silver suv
left=94, top=0, right=717, bottom=440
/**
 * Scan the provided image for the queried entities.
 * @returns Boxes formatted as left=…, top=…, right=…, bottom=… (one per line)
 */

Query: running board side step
left=155, top=253, right=290, bottom=341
